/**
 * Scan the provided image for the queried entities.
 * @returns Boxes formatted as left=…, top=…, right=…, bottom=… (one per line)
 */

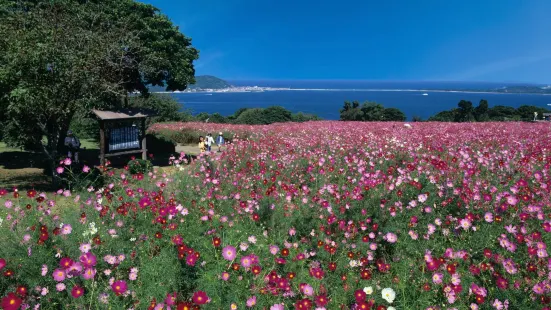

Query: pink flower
left=246, top=296, right=257, bottom=307
left=82, top=268, right=96, bottom=280
left=56, top=167, right=64, bottom=174
left=385, top=232, right=397, bottom=243
left=52, top=269, right=66, bottom=282
left=222, top=246, right=237, bottom=261
left=61, top=224, right=72, bottom=235
left=82, top=165, right=90, bottom=173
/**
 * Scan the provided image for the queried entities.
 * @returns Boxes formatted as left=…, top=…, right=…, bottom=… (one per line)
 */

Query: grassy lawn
left=0, top=140, right=99, bottom=190
left=0, top=140, right=197, bottom=190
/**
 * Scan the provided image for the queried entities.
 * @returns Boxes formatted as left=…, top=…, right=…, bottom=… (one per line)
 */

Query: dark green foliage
left=428, top=109, right=459, bottom=122
left=128, top=159, right=153, bottom=175
left=146, top=134, right=176, bottom=154
left=263, top=106, right=293, bottom=123
left=383, top=107, right=407, bottom=121
left=0, top=0, right=198, bottom=179
left=291, top=112, right=321, bottom=122
left=196, top=106, right=320, bottom=125
left=474, top=99, right=489, bottom=121
left=456, top=100, right=476, bottom=122
left=516, top=105, right=550, bottom=121
left=428, top=100, right=550, bottom=122
left=129, top=94, right=193, bottom=124
left=340, top=100, right=406, bottom=121
left=234, top=108, right=267, bottom=125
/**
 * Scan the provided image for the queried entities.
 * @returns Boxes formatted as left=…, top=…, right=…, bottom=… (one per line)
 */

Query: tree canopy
left=340, top=101, right=406, bottom=121
left=0, top=0, right=198, bottom=166
left=428, top=100, right=550, bottom=122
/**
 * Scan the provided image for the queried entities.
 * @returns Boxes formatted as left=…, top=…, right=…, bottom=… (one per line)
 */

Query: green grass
left=0, top=139, right=99, bottom=190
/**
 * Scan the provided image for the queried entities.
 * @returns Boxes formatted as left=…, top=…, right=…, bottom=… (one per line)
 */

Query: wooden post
left=99, top=120, right=106, bottom=166
left=141, top=119, right=147, bottom=160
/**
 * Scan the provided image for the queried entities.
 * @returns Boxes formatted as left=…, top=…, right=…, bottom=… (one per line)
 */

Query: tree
left=516, top=105, right=550, bottom=121
left=263, top=106, right=293, bottom=123
left=0, top=0, right=198, bottom=179
left=340, top=101, right=363, bottom=121
left=428, top=109, right=458, bottom=122
left=234, top=108, right=268, bottom=125
left=488, top=105, right=517, bottom=121
left=456, top=100, right=475, bottom=122
left=474, top=99, right=489, bottom=122
left=129, top=94, right=192, bottom=124
left=383, top=108, right=406, bottom=121
left=360, top=102, right=386, bottom=121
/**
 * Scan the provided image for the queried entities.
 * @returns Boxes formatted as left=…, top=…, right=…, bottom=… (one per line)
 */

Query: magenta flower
left=111, top=280, right=128, bottom=296
left=80, top=252, right=97, bottom=267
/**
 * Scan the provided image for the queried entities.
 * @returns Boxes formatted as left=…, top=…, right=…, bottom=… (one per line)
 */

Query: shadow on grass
left=0, top=148, right=195, bottom=191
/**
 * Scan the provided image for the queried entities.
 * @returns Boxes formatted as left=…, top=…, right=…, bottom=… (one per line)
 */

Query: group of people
left=198, top=132, right=225, bottom=153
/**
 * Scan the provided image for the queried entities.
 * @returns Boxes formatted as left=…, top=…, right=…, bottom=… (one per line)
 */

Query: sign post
left=92, top=109, right=155, bottom=167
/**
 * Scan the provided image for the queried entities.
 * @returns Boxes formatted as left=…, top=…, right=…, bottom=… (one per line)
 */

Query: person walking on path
left=64, top=130, right=81, bottom=163
left=198, top=136, right=206, bottom=154
left=205, top=133, right=215, bottom=152
left=216, top=132, right=225, bottom=152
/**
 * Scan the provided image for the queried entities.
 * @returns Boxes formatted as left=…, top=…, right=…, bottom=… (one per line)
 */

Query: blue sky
left=142, top=0, right=551, bottom=83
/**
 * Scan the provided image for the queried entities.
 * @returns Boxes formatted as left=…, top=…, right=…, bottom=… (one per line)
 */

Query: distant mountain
left=188, top=75, right=232, bottom=90
left=146, top=75, right=232, bottom=92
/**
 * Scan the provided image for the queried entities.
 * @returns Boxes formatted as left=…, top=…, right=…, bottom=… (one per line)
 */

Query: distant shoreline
left=153, top=88, right=551, bottom=95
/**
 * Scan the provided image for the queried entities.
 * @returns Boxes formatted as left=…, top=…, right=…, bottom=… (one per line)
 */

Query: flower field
left=1, top=121, right=551, bottom=310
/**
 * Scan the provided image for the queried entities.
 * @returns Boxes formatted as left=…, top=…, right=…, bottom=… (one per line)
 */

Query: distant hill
left=188, top=75, right=232, bottom=90
left=146, top=75, right=231, bottom=92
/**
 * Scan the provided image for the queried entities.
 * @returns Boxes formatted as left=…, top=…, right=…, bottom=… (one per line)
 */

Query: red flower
left=212, top=237, right=221, bottom=247
left=314, top=294, right=329, bottom=307
left=0, top=258, right=5, bottom=270
left=446, top=263, right=456, bottom=275
left=177, top=302, right=193, bottom=310
left=294, top=298, right=312, bottom=310
left=192, top=290, right=208, bottom=305
left=1, top=292, right=22, bottom=310
left=354, top=289, right=366, bottom=302
left=360, top=269, right=372, bottom=280
left=71, top=285, right=84, bottom=298
left=15, top=286, right=27, bottom=297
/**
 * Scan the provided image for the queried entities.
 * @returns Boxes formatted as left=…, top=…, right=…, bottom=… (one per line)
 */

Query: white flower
left=363, top=286, right=373, bottom=295
left=381, top=287, right=396, bottom=303
left=388, top=307, right=396, bottom=310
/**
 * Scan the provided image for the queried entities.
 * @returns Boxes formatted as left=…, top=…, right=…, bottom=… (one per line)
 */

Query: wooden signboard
left=92, top=109, right=155, bottom=166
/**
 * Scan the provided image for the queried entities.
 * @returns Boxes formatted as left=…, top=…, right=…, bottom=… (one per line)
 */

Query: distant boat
left=205, top=94, right=213, bottom=96
left=422, top=93, right=429, bottom=96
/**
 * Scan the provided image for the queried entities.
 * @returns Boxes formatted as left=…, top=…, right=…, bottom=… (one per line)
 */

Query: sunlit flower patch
left=1, top=121, right=551, bottom=309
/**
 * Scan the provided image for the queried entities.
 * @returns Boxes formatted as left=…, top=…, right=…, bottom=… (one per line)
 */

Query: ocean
left=168, top=81, right=551, bottom=120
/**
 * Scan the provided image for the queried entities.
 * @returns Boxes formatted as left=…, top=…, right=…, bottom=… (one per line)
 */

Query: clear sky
left=142, top=0, right=551, bottom=83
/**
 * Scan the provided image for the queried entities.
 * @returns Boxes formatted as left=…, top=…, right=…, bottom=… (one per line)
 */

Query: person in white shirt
left=205, top=133, right=215, bottom=152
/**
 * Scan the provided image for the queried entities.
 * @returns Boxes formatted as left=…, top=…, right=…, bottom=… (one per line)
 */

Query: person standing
left=216, top=132, right=225, bottom=152
left=64, top=130, right=81, bottom=163
left=205, top=133, right=215, bottom=152
left=198, top=136, right=206, bottom=153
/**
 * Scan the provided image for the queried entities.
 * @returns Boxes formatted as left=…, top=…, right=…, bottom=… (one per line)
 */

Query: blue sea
left=169, top=81, right=551, bottom=120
